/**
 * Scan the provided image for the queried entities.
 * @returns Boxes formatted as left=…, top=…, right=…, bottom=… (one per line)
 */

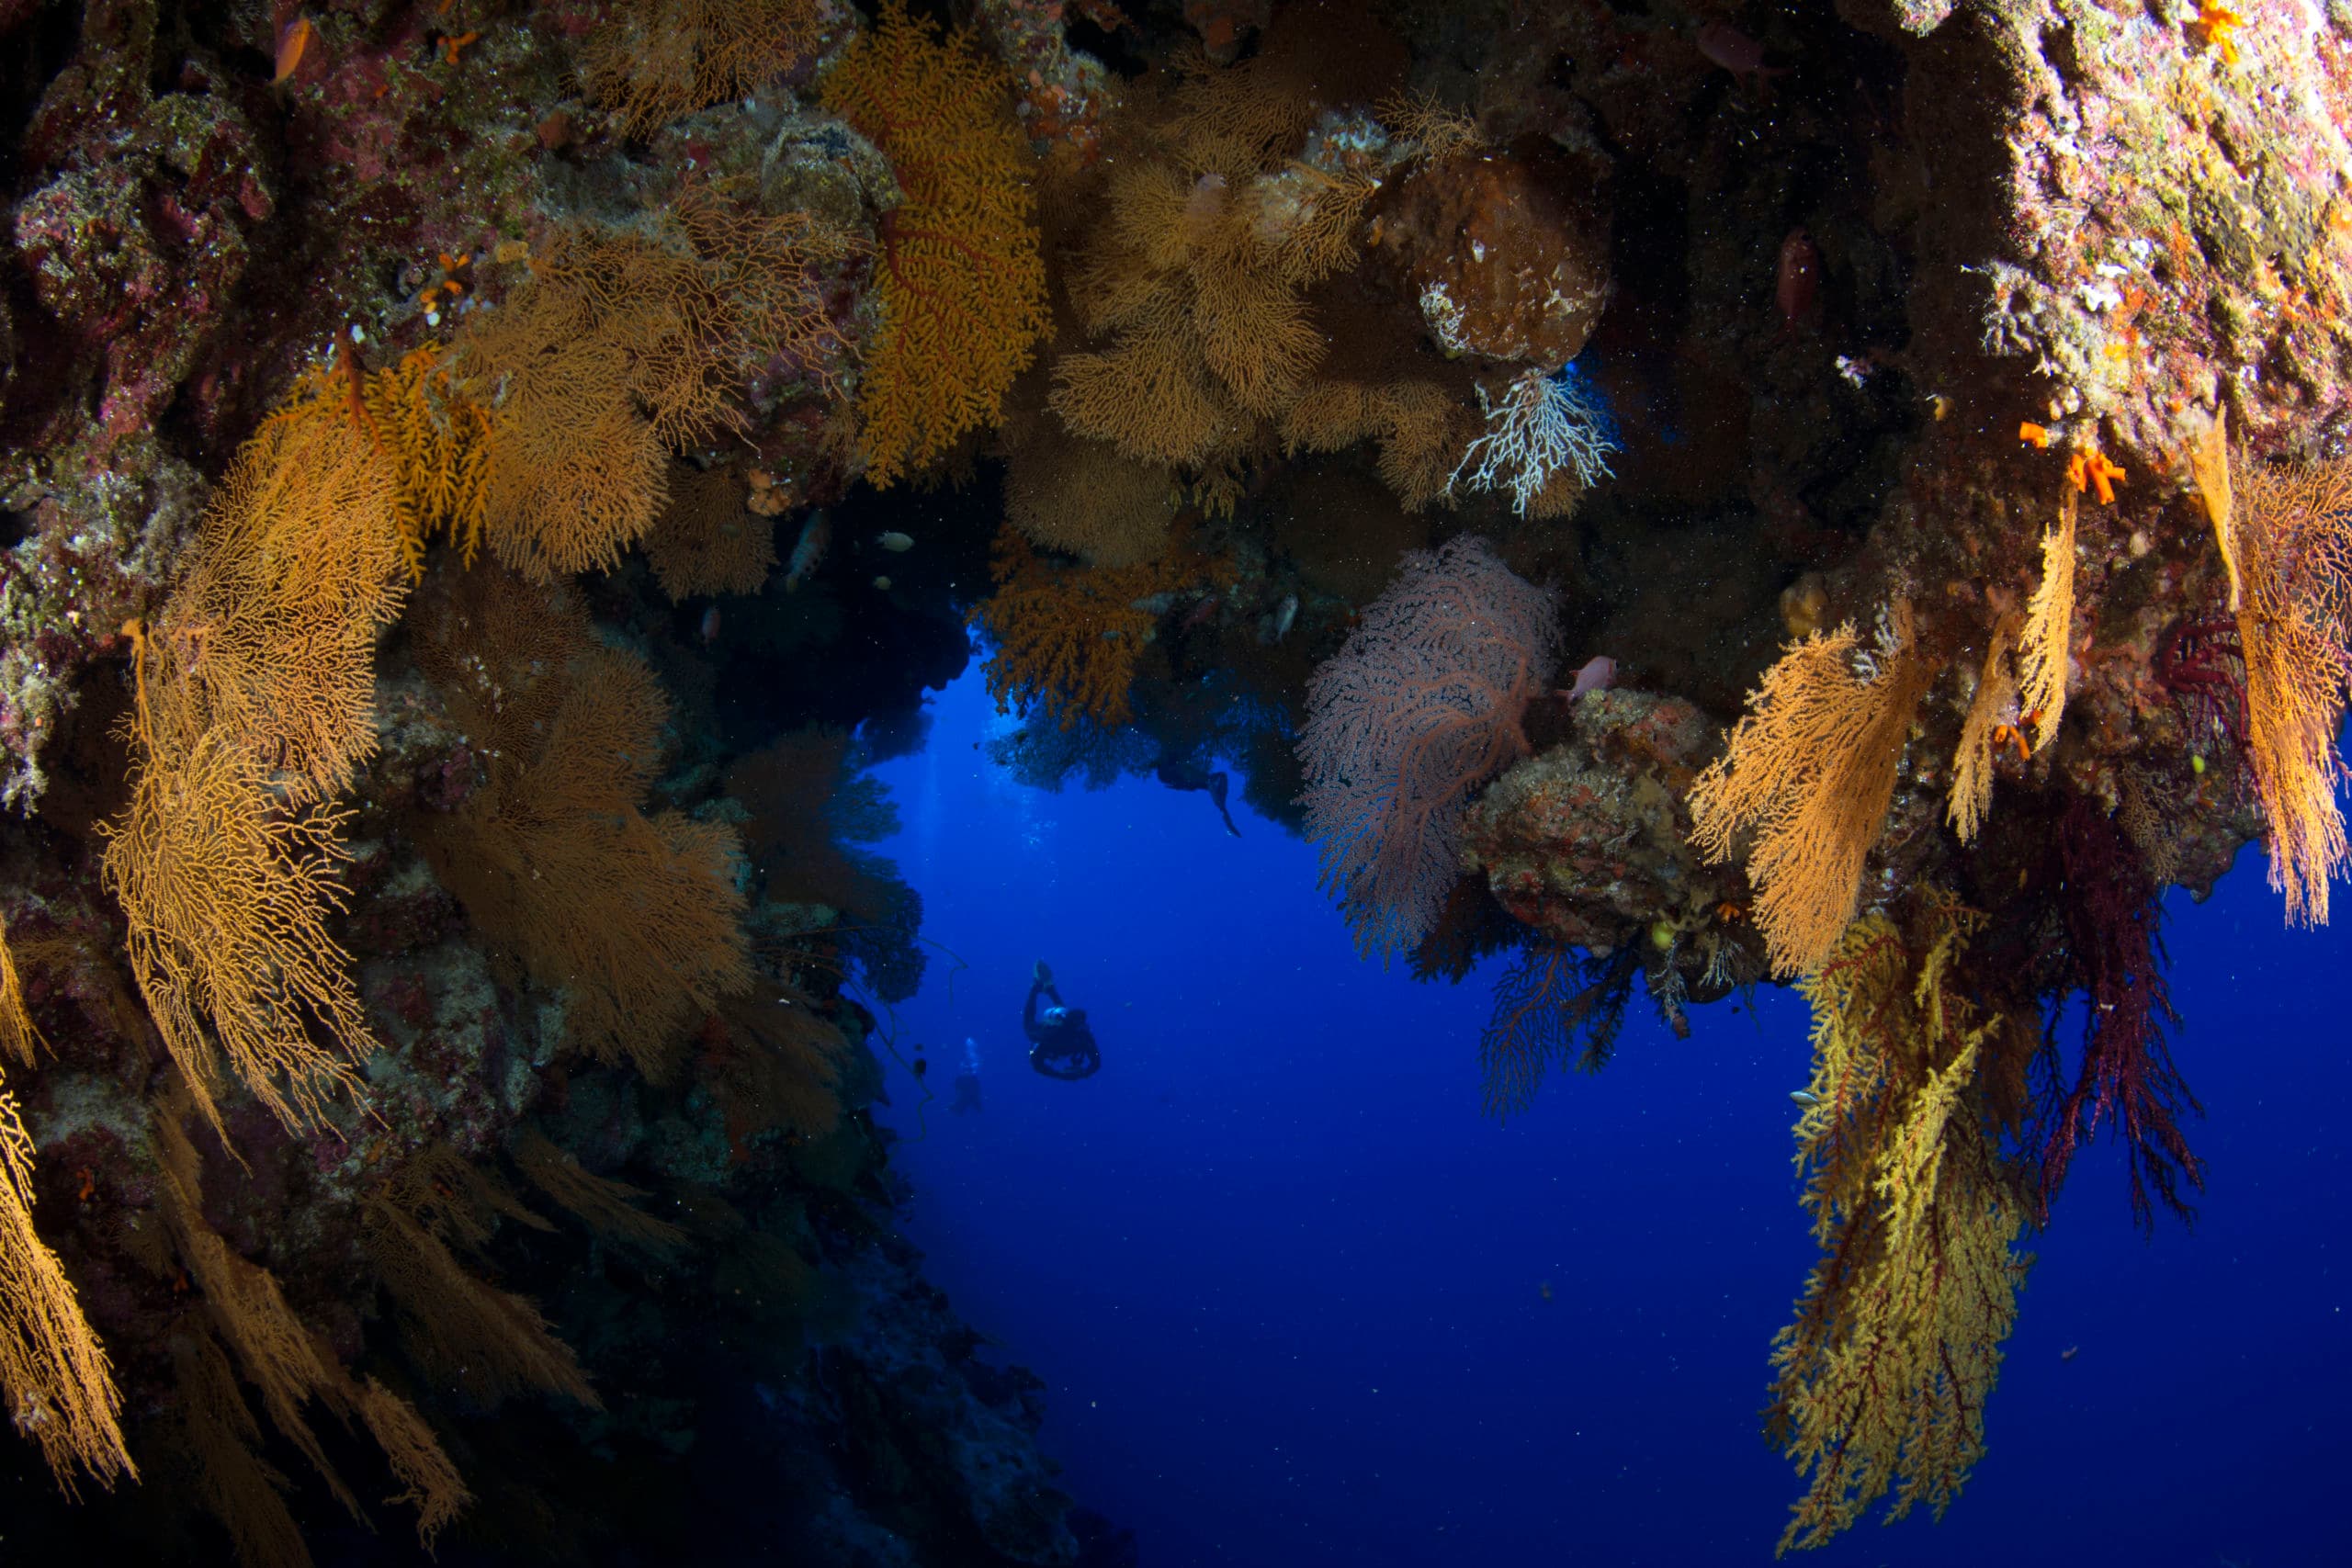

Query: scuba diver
left=1023, top=961, right=1102, bottom=1079
left=951, top=1037, right=984, bottom=1114
left=1154, top=754, right=1240, bottom=837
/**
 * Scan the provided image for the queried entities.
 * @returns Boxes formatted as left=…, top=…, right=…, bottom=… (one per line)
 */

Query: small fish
left=1789, top=1089, right=1821, bottom=1108
left=1258, top=592, right=1297, bottom=646
left=275, top=17, right=316, bottom=84
left=1566, top=654, right=1616, bottom=700
left=784, top=510, right=830, bottom=592
left=2059, top=1345, right=2080, bottom=1362
left=1696, top=21, right=1787, bottom=87
left=877, top=530, right=914, bottom=553
left=872, top=574, right=892, bottom=592
left=698, top=605, right=721, bottom=645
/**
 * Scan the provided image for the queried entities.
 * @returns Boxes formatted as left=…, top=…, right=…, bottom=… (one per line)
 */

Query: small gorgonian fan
left=1298, top=536, right=1559, bottom=963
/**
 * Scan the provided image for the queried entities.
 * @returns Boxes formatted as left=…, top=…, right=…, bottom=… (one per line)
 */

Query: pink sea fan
left=1299, top=536, right=1561, bottom=963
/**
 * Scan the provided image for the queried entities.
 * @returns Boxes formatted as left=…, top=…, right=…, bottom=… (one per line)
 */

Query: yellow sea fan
left=2017, top=488, right=2077, bottom=753
left=1768, top=900, right=2032, bottom=1553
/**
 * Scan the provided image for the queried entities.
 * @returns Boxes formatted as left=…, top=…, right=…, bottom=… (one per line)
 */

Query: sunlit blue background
left=863, top=666, right=2348, bottom=1568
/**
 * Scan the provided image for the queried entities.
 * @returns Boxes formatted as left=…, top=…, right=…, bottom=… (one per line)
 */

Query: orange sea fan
left=1949, top=614, right=2025, bottom=845
left=0, top=911, right=40, bottom=1068
left=1159, top=42, right=1319, bottom=177
left=525, top=203, right=861, bottom=447
left=1281, top=379, right=1471, bottom=512
left=2231, top=451, right=2352, bottom=924
left=0, top=918, right=130, bottom=1493
left=169, top=1327, right=307, bottom=1563
left=452, top=204, right=854, bottom=581
left=582, top=0, right=830, bottom=136
left=103, top=682, right=376, bottom=1137
left=1004, top=434, right=1179, bottom=568
left=1050, top=316, right=1234, bottom=471
left=362, top=1202, right=597, bottom=1412
left=151, top=1103, right=469, bottom=1546
left=455, top=274, right=669, bottom=581
left=513, top=1129, right=689, bottom=1260
left=2016, top=489, right=2078, bottom=754
left=362, top=344, right=493, bottom=577
left=165, top=378, right=411, bottom=803
left=100, top=378, right=403, bottom=1139
left=705, top=989, right=847, bottom=1148
left=644, top=460, right=777, bottom=600
left=1689, top=609, right=1937, bottom=977
left=1046, top=47, right=1378, bottom=486
left=969, top=528, right=1220, bottom=729
left=413, top=570, right=752, bottom=1076
left=726, top=728, right=900, bottom=919
left=821, top=1, right=1049, bottom=485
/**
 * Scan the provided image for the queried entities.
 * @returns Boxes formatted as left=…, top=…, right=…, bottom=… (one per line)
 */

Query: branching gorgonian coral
left=1447, top=361, right=1620, bottom=517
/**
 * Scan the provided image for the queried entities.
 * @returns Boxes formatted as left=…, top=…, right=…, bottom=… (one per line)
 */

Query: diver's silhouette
left=1154, top=755, right=1241, bottom=837
left=1024, top=961, right=1101, bottom=1079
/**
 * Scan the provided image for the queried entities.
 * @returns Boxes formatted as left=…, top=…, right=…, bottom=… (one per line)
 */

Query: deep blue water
left=864, top=668, right=2349, bottom=1568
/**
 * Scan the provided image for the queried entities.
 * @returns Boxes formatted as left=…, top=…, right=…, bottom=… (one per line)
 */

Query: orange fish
left=274, top=17, right=315, bottom=85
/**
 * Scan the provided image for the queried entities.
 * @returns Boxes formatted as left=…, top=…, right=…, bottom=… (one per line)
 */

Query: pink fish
left=1565, top=655, right=1616, bottom=701
left=699, top=605, right=722, bottom=645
